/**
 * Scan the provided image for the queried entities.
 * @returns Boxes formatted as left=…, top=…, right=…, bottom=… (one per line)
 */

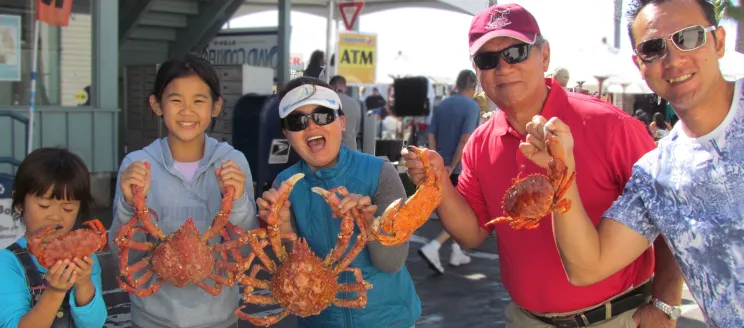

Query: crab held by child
left=233, top=173, right=372, bottom=327
left=27, top=219, right=108, bottom=269
left=370, top=146, right=443, bottom=246
left=114, top=184, right=250, bottom=297
left=486, top=135, right=576, bottom=230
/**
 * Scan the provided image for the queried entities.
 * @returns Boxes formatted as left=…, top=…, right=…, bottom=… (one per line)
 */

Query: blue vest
left=276, top=146, right=421, bottom=328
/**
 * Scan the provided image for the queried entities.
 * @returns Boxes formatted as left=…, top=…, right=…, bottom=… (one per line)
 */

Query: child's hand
left=45, top=260, right=76, bottom=294
left=256, top=187, right=291, bottom=230
left=120, top=161, right=150, bottom=206
left=216, top=160, right=246, bottom=200
left=71, top=257, right=94, bottom=288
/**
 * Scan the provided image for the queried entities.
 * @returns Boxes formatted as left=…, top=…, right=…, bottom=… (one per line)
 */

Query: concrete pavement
left=99, top=217, right=707, bottom=328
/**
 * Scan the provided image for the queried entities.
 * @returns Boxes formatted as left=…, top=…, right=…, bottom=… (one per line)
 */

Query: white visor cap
left=278, top=84, right=342, bottom=119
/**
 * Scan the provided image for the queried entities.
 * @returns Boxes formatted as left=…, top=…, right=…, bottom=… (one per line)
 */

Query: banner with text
left=337, top=32, right=377, bottom=85
left=201, top=27, right=303, bottom=77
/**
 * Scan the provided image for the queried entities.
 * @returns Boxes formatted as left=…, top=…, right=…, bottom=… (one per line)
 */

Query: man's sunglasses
left=472, top=43, right=533, bottom=70
left=283, top=107, right=338, bottom=132
left=635, top=25, right=717, bottom=63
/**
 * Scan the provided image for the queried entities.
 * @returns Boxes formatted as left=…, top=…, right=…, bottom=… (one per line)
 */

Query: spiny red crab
left=27, top=219, right=107, bottom=269
left=114, top=184, right=249, bottom=297
left=233, top=173, right=372, bottom=327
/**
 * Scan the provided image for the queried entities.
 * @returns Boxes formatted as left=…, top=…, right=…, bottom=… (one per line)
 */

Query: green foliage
left=714, top=0, right=744, bottom=23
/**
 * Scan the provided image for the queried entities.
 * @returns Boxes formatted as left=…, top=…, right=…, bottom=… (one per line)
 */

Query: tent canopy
left=234, top=0, right=484, bottom=19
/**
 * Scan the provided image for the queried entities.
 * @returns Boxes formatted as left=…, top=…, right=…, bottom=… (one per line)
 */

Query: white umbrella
left=720, top=50, right=744, bottom=81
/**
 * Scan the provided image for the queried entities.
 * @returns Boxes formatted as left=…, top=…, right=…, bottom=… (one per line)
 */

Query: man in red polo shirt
left=402, top=3, right=683, bottom=328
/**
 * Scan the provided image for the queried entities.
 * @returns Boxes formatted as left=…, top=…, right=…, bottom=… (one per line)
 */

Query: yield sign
left=338, top=1, right=364, bottom=31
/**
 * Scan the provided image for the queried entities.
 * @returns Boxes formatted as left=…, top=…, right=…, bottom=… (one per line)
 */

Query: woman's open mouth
left=306, top=135, right=326, bottom=153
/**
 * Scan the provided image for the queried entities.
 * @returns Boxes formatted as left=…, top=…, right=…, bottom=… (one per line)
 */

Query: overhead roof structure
left=234, top=0, right=485, bottom=19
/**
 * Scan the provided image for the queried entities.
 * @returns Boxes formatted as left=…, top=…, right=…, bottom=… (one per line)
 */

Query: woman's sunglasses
left=472, top=43, right=533, bottom=70
left=635, top=25, right=717, bottom=63
left=283, top=107, right=338, bottom=132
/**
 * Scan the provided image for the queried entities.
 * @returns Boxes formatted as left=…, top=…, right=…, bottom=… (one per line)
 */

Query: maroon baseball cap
left=469, top=3, right=542, bottom=55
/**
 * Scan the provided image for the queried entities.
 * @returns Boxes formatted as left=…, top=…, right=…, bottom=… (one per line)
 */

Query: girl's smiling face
left=283, top=104, right=346, bottom=171
left=150, top=74, right=222, bottom=144
left=20, top=187, right=81, bottom=239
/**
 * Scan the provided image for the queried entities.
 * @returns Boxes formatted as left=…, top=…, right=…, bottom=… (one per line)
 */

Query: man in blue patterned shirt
left=517, top=0, right=744, bottom=327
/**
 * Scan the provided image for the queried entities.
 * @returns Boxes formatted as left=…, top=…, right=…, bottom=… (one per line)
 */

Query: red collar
left=491, top=77, right=568, bottom=137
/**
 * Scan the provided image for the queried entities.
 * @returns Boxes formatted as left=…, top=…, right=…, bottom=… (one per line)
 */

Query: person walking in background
left=552, top=67, right=570, bottom=89
left=303, top=50, right=326, bottom=81
left=402, top=3, right=682, bottom=327
left=417, top=70, right=480, bottom=274
left=330, top=75, right=362, bottom=150
left=649, top=112, right=671, bottom=140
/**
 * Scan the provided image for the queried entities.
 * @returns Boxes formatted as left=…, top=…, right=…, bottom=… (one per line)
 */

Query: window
left=0, top=0, right=92, bottom=107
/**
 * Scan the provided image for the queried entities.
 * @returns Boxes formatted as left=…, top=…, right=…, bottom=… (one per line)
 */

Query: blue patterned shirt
left=604, top=78, right=744, bottom=328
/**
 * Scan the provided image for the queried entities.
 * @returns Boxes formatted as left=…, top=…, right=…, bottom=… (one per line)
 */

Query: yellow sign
left=75, top=91, right=88, bottom=105
left=336, top=32, right=377, bottom=85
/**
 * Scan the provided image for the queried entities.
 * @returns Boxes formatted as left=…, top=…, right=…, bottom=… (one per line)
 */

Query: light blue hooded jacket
left=108, top=136, right=257, bottom=328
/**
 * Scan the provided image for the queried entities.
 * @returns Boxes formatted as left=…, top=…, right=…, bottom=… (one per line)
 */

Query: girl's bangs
left=27, top=166, right=92, bottom=204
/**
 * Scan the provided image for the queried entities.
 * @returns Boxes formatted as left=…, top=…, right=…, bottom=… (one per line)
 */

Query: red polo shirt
left=457, top=78, right=656, bottom=313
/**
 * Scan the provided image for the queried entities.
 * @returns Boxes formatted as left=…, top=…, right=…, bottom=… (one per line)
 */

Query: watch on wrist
left=651, top=298, right=682, bottom=320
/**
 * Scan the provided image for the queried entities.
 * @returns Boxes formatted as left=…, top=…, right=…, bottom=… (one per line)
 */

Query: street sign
left=338, top=1, right=364, bottom=31
left=336, top=32, right=377, bottom=84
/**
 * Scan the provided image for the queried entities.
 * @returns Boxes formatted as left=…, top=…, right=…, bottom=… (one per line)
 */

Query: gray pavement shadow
left=677, top=317, right=707, bottom=328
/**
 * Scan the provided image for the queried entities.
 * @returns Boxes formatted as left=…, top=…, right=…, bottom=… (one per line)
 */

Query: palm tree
left=613, top=0, right=623, bottom=49
left=713, top=0, right=744, bottom=52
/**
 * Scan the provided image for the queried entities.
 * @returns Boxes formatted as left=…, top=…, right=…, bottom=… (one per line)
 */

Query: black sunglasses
left=283, top=107, right=339, bottom=132
left=635, top=25, right=717, bottom=63
left=472, top=43, right=534, bottom=70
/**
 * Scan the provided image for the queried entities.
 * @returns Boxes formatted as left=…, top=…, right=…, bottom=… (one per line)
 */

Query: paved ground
left=93, top=208, right=707, bottom=328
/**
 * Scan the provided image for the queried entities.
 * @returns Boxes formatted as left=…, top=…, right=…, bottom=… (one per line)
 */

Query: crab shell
left=270, top=238, right=339, bottom=317
left=150, top=218, right=215, bottom=288
left=35, top=229, right=106, bottom=269
left=501, top=174, right=556, bottom=219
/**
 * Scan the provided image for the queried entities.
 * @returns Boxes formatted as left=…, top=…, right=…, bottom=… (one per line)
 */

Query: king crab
left=28, top=219, right=107, bottom=269
left=114, top=184, right=249, bottom=296
left=232, top=173, right=372, bottom=327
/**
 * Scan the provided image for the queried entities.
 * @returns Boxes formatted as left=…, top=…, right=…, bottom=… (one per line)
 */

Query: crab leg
left=333, top=268, right=372, bottom=308
left=235, top=308, right=290, bottom=327
left=82, top=219, right=108, bottom=251
left=204, top=185, right=236, bottom=241
left=266, top=173, right=304, bottom=262
left=334, top=208, right=370, bottom=274
left=197, top=281, right=222, bottom=296
left=240, top=229, right=277, bottom=273
left=130, top=184, right=165, bottom=240
left=117, top=274, right=163, bottom=298
left=311, top=187, right=356, bottom=266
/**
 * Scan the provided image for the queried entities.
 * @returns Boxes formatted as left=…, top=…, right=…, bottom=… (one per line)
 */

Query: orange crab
left=370, top=146, right=443, bottom=246
left=486, top=135, right=576, bottom=230
left=233, top=174, right=372, bottom=327
left=114, top=184, right=249, bottom=297
left=27, top=219, right=107, bottom=269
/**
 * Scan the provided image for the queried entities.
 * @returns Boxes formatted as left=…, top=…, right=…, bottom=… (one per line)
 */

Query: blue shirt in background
left=428, top=94, right=480, bottom=174
left=0, top=236, right=108, bottom=328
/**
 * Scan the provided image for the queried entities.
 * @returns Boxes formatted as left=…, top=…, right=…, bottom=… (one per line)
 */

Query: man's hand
left=400, top=147, right=448, bottom=185
left=633, top=303, right=676, bottom=328
left=519, top=116, right=576, bottom=170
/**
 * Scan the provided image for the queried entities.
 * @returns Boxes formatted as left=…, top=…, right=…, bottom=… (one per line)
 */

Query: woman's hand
left=256, top=187, right=292, bottom=231
left=119, top=161, right=150, bottom=206
left=217, top=160, right=246, bottom=200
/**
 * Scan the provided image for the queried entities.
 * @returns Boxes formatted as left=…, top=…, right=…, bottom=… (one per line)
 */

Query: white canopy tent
left=234, top=0, right=483, bottom=18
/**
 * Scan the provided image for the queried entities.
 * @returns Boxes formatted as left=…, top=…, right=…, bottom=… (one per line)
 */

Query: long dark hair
left=307, top=50, right=325, bottom=69
left=653, top=112, right=667, bottom=130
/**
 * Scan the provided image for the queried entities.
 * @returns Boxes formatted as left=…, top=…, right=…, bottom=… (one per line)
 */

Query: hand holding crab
left=486, top=116, right=576, bottom=230
left=217, top=160, right=246, bottom=200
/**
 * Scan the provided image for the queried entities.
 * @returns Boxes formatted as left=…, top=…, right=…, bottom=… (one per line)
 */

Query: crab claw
left=27, top=224, right=63, bottom=258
